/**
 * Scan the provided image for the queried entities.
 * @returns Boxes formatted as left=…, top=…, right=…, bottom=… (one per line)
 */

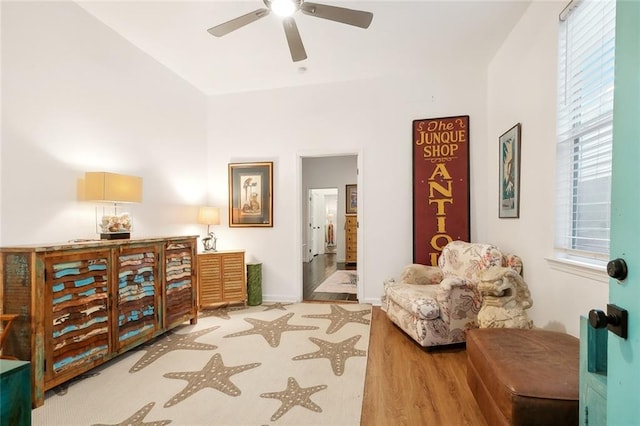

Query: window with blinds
left=555, top=0, right=616, bottom=262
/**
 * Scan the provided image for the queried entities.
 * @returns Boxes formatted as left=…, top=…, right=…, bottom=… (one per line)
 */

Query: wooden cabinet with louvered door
left=345, top=215, right=357, bottom=265
left=197, top=250, right=246, bottom=308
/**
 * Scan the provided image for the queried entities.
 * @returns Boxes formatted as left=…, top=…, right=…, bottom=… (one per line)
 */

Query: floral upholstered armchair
left=381, top=241, right=523, bottom=347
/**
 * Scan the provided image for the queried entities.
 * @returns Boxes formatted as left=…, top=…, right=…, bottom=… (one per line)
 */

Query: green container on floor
left=247, top=263, right=262, bottom=306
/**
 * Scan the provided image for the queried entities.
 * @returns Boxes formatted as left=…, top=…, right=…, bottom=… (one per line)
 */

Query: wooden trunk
left=0, top=236, right=198, bottom=407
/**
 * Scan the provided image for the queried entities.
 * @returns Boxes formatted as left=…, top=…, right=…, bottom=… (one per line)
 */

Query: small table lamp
left=84, top=172, right=143, bottom=240
left=197, top=206, right=220, bottom=252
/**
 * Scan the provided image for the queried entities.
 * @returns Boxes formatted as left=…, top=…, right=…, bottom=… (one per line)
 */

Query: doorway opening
left=301, top=155, right=358, bottom=302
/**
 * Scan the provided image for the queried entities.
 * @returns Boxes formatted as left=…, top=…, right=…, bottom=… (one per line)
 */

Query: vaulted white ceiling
left=76, top=1, right=531, bottom=96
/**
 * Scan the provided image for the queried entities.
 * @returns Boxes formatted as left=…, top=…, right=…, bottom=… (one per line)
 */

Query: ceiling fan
left=207, top=0, right=374, bottom=62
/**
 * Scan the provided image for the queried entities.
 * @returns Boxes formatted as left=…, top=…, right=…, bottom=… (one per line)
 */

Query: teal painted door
left=607, top=1, right=640, bottom=424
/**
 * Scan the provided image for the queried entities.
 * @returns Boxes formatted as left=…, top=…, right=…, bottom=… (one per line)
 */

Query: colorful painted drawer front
left=165, top=242, right=194, bottom=326
left=117, top=250, right=158, bottom=347
left=48, top=255, right=109, bottom=374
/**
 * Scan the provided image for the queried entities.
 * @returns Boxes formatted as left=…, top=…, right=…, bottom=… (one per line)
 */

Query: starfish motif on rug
left=223, top=312, right=318, bottom=347
left=260, top=376, right=328, bottom=422
left=163, top=353, right=261, bottom=407
left=91, top=401, right=171, bottom=426
left=293, top=335, right=366, bottom=376
left=129, top=326, right=219, bottom=373
left=302, top=304, right=371, bottom=334
left=199, top=306, right=247, bottom=320
left=261, top=302, right=292, bottom=311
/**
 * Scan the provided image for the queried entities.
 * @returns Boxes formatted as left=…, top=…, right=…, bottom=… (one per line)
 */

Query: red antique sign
left=413, top=115, right=470, bottom=265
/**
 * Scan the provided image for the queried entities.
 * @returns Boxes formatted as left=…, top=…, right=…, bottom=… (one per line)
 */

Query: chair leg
left=0, top=314, right=19, bottom=360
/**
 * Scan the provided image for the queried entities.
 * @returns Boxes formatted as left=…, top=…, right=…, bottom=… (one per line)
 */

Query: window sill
left=545, top=256, right=609, bottom=283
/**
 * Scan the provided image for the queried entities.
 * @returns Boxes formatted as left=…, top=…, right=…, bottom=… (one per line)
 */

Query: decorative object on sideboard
left=198, top=206, right=221, bottom=252
left=83, top=172, right=143, bottom=240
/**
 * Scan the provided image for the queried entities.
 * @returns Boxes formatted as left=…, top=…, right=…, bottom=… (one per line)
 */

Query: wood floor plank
left=361, top=307, right=487, bottom=426
left=303, top=253, right=357, bottom=302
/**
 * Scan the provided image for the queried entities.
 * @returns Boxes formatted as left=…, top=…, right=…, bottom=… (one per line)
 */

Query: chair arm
left=399, top=264, right=444, bottom=285
left=438, top=276, right=473, bottom=291
left=436, top=277, right=482, bottom=328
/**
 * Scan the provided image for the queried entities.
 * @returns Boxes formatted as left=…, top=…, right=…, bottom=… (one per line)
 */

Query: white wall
left=485, top=1, right=608, bottom=336
left=0, top=1, right=208, bottom=245
left=207, top=62, right=490, bottom=305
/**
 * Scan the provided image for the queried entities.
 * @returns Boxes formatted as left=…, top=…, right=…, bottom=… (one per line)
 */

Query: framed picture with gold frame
left=228, top=162, right=273, bottom=227
left=346, top=184, right=357, bottom=214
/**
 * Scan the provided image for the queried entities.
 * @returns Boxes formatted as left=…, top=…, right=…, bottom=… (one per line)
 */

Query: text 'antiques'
left=413, top=116, right=470, bottom=265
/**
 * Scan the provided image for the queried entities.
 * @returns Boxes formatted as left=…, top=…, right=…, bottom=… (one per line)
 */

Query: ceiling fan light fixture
left=208, top=0, right=373, bottom=62
left=271, top=0, right=296, bottom=17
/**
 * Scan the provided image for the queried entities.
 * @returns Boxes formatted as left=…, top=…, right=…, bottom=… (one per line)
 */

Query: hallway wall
left=302, top=156, right=357, bottom=263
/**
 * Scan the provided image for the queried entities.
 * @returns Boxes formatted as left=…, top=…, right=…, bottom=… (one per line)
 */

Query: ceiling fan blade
left=282, top=17, right=307, bottom=62
left=207, top=8, right=270, bottom=37
left=300, top=2, right=373, bottom=29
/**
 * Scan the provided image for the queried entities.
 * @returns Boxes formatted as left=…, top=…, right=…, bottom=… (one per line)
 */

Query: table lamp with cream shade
left=83, top=172, right=143, bottom=240
left=197, top=206, right=220, bottom=251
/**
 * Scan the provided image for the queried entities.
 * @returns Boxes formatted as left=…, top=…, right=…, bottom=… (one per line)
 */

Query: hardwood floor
left=305, top=254, right=486, bottom=424
left=361, top=307, right=487, bottom=426
left=303, top=253, right=358, bottom=302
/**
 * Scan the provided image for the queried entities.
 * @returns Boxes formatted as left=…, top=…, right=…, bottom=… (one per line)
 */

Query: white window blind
left=555, top=0, right=616, bottom=261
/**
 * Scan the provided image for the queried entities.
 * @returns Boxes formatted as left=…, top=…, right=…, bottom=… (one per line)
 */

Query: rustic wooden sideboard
left=0, top=236, right=198, bottom=407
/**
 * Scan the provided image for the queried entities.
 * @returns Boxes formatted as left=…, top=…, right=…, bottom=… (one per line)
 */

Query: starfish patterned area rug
left=32, top=302, right=372, bottom=426
left=313, top=270, right=358, bottom=294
